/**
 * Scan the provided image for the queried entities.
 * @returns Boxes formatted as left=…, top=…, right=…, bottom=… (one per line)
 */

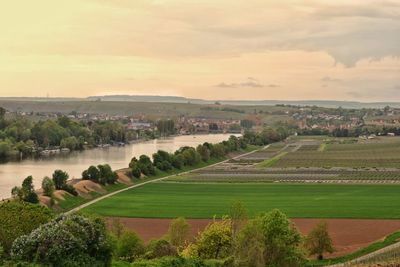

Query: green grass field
left=82, top=182, right=400, bottom=219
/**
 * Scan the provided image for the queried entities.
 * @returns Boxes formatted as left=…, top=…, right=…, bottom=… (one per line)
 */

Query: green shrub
left=145, top=239, right=177, bottom=259
left=115, top=230, right=145, bottom=262
left=0, top=201, right=52, bottom=255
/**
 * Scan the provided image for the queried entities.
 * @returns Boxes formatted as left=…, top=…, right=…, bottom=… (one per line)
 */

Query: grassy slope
left=82, top=182, right=400, bottom=219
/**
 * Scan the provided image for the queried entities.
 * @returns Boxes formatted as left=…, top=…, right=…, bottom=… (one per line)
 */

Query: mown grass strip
left=257, top=152, right=288, bottom=168
left=82, top=183, right=400, bottom=219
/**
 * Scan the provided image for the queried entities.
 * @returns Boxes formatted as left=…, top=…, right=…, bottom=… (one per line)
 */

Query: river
left=0, top=134, right=235, bottom=200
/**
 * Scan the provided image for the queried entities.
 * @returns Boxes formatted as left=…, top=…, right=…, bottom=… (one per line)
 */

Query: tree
left=229, top=201, right=248, bottom=240
left=11, top=176, right=39, bottom=204
left=240, top=119, right=255, bottom=129
left=196, top=144, right=210, bottom=162
left=171, top=154, right=184, bottom=169
left=153, top=150, right=173, bottom=171
left=138, top=155, right=155, bottom=176
left=235, top=209, right=306, bottom=267
left=210, top=143, right=226, bottom=158
left=130, top=160, right=142, bottom=178
left=305, top=221, right=334, bottom=260
left=60, top=136, right=78, bottom=150
left=97, top=164, right=118, bottom=184
left=167, top=217, right=191, bottom=250
left=0, top=107, right=5, bottom=119
left=109, top=218, right=125, bottom=239
left=52, top=169, right=69, bottom=190
left=234, top=218, right=266, bottom=267
left=115, top=230, right=145, bottom=262
left=181, top=147, right=201, bottom=166
left=193, top=218, right=233, bottom=259
left=41, top=176, right=55, bottom=197
left=0, top=140, right=12, bottom=159
left=86, top=165, right=100, bottom=181
left=11, top=214, right=112, bottom=266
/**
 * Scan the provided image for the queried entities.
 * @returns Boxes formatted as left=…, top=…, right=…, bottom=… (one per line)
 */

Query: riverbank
left=0, top=134, right=238, bottom=200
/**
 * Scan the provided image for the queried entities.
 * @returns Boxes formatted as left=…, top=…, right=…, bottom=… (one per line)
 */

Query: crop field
left=178, top=137, right=400, bottom=184
left=82, top=182, right=400, bottom=219
left=167, top=170, right=400, bottom=183
left=272, top=137, right=400, bottom=168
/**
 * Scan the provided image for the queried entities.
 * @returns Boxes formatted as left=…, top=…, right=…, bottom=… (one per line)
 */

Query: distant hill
left=1, top=95, right=400, bottom=109
left=86, top=95, right=400, bottom=109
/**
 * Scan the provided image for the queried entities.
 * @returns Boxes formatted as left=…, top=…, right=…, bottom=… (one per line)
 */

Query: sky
left=0, top=0, right=399, bottom=101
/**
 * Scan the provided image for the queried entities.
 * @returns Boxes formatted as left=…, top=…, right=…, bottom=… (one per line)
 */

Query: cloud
left=215, top=77, right=265, bottom=88
left=2, top=1, right=399, bottom=67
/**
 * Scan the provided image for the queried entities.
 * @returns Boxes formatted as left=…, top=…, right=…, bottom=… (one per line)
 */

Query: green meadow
left=83, top=182, right=400, bottom=219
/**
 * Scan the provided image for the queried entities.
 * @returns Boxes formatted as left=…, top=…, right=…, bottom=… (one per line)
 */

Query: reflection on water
left=0, top=134, right=235, bottom=199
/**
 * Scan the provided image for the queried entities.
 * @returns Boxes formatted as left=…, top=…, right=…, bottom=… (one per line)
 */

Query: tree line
left=0, top=109, right=131, bottom=160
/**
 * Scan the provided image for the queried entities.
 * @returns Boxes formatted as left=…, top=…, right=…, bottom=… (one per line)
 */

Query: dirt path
left=66, top=145, right=268, bottom=214
left=106, top=217, right=400, bottom=259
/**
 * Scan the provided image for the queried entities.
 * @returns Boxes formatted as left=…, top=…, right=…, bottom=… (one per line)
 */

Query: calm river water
left=0, top=134, right=235, bottom=199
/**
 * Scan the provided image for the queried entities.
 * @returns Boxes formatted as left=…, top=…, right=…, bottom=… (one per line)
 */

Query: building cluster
left=178, top=116, right=242, bottom=134
left=292, top=112, right=362, bottom=130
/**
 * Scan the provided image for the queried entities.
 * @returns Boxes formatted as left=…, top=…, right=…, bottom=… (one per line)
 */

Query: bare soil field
left=107, top=217, right=400, bottom=258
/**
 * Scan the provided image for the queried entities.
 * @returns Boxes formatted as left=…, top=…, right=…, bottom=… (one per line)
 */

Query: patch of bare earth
left=74, top=180, right=106, bottom=198
left=53, top=190, right=71, bottom=201
left=39, top=195, right=52, bottom=207
left=106, top=218, right=400, bottom=258
left=116, top=169, right=133, bottom=185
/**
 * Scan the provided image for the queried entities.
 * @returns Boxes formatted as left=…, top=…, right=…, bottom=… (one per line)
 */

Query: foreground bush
left=115, top=230, right=145, bottom=262
left=130, top=256, right=231, bottom=267
left=235, top=209, right=306, bottom=267
left=11, top=214, right=112, bottom=267
left=0, top=201, right=52, bottom=255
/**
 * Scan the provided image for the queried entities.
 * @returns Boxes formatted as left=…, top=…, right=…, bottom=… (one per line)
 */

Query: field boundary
left=66, top=145, right=268, bottom=214
left=328, top=240, right=400, bottom=267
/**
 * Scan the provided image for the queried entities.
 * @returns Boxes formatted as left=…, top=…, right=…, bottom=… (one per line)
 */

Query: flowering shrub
left=11, top=214, right=112, bottom=266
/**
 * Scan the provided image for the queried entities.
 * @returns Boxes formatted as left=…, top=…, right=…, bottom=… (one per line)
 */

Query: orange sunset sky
left=0, top=0, right=399, bottom=101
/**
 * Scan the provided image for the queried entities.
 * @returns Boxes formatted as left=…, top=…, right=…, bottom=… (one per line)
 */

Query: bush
left=115, top=230, right=145, bottom=262
left=131, top=256, right=230, bottom=267
left=145, top=239, right=177, bottom=259
left=41, top=176, right=55, bottom=197
left=0, top=201, right=52, bottom=255
left=11, top=214, right=112, bottom=266
left=63, top=184, right=78, bottom=196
